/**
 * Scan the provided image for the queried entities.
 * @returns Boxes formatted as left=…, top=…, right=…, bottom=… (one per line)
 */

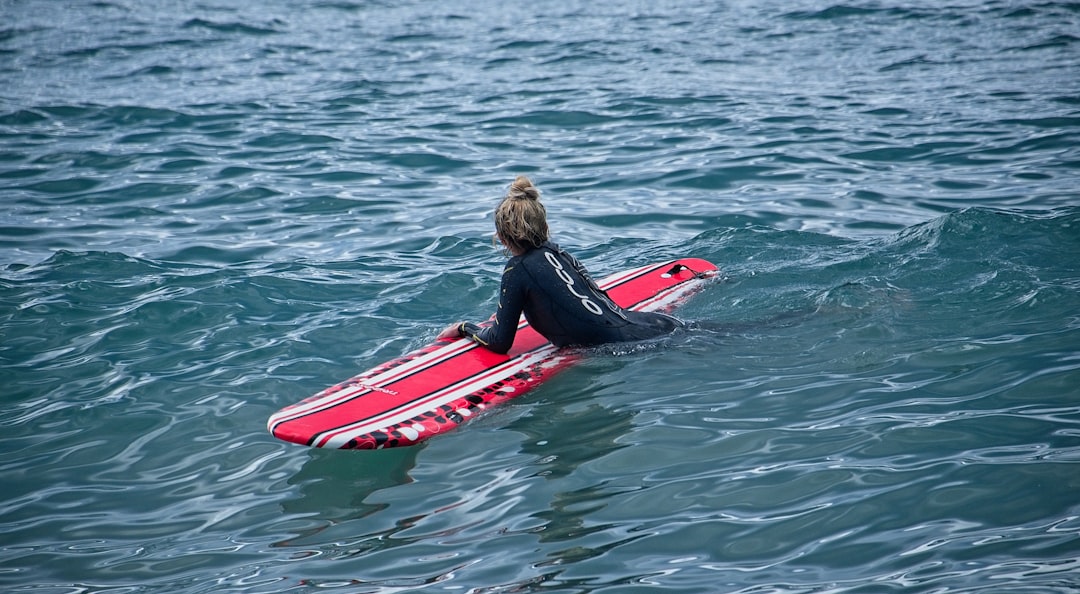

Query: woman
left=438, top=176, right=683, bottom=354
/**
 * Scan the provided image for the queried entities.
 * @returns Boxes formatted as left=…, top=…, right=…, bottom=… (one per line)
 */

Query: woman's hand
left=437, top=323, right=464, bottom=341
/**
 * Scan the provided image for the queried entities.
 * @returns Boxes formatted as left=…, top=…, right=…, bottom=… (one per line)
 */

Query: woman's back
left=511, top=242, right=682, bottom=348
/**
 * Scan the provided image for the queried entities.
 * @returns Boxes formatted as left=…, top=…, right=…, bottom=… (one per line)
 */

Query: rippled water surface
left=3, top=1, right=1079, bottom=592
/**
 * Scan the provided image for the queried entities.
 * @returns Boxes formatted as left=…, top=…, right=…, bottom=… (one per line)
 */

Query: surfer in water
left=438, top=176, right=683, bottom=354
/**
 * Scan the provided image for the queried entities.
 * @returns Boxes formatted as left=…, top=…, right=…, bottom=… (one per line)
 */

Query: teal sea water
left=3, top=1, right=1080, bottom=592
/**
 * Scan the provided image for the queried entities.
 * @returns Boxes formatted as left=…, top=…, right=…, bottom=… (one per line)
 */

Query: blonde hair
left=494, top=175, right=548, bottom=254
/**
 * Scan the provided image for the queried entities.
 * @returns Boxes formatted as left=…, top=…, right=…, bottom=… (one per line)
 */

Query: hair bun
left=507, top=175, right=541, bottom=201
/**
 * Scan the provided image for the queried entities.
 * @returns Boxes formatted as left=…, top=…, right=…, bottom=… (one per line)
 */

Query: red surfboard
left=268, top=258, right=718, bottom=449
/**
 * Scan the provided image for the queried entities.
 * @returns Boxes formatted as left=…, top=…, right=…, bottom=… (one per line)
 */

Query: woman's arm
left=440, top=264, right=526, bottom=355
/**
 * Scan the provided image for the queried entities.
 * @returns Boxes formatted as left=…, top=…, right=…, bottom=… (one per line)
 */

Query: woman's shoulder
left=519, top=241, right=560, bottom=263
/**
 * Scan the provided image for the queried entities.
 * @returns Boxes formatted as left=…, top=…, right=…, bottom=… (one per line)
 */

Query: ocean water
left=2, top=0, right=1079, bottom=592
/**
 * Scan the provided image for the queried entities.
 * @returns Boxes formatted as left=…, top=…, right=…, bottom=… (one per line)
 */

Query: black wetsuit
left=461, top=241, right=683, bottom=354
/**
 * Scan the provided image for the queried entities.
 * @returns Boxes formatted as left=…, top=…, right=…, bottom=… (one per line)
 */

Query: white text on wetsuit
left=544, top=251, right=604, bottom=316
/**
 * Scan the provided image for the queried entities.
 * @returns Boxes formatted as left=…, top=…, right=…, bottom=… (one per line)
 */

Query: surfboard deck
left=268, top=257, right=718, bottom=449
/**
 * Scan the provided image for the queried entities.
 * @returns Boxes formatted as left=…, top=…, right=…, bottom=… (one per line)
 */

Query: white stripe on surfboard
left=634, top=278, right=704, bottom=313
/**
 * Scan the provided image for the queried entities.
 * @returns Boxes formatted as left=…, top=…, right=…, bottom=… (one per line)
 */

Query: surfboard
left=268, top=257, right=718, bottom=449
